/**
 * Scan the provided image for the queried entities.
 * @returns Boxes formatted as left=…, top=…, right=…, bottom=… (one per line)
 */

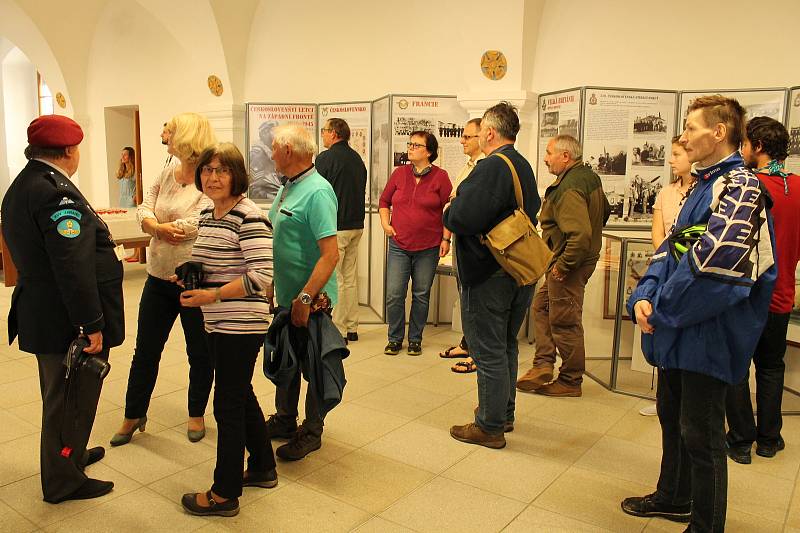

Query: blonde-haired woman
left=117, top=146, right=136, bottom=208
left=111, top=112, right=217, bottom=445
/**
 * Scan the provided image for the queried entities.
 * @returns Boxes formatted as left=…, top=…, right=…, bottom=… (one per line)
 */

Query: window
left=37, top=72, right=53, bottom=116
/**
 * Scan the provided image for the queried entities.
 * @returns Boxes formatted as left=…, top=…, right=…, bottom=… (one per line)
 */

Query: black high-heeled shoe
left=109, top=416, right=147, bottom=447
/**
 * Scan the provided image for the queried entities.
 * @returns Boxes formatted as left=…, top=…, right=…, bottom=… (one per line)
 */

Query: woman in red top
left=379, top=131, right=452, bottom=356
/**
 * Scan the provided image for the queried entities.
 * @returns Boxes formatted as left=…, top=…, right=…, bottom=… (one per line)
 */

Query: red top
left=380, top=164, right=452, bottom=251
left=758, top=172, right=800, bottom=313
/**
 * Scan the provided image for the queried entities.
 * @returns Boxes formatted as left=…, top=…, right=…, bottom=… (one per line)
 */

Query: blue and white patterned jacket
left=627, top=152, right=776, bottom=384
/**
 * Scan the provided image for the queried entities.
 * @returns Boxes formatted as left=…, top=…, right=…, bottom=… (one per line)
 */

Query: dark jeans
left=124, top=275, right=213, bottom=419
left=461, top=270, right=533, bottom=434
left=656, top=368, right=727, bottom=533
left=274, top=324, right=323, bottom=437
left=37, top=350, right=107, bottom=502
left=385, top=239, right=439, bottom=343
left=726, top=311, right=790, bottom=449
left=208, top=332, right=275, bottom=499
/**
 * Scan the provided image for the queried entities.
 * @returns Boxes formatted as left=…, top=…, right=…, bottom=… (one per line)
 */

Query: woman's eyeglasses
left=201, top=165, right=231, bottom=176
left=406, top=142, right=426, bottom=150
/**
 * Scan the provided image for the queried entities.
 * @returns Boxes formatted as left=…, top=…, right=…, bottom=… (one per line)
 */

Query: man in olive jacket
left=517, top=135, right=610, bottom=397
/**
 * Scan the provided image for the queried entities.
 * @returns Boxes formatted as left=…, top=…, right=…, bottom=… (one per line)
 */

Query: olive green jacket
left=540, top=162, right=611, bottom=273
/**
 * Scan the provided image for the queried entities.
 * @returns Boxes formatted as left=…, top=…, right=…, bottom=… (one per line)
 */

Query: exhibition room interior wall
left=2, top=0, right=800, bottom=392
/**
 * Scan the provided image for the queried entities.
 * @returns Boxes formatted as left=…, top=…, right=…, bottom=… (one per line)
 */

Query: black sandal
left=451, top=360, right=477, bottom=373
left=181, top=490, right=239, bottom=517
left=439, top=338, right=469, bottom=359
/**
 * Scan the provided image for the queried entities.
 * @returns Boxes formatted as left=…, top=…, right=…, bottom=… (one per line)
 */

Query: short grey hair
left=482, top=101, right=520, bottom=141
left=272, top=123, right=316, bottom=158
left=551, top=134, right=582, bottom=161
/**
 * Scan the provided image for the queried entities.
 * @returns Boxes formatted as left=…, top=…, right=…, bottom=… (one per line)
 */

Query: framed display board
left=370, top=96, right=391, bottom=210
left=785, top=87, right=800, bottom=176
left=678, top=88, right=788, bottom=132
left=317, top=102, right=372, bottom=205
left=388, top=95, right=469, bottom=189
left=581, top=87, right=678, bottom=227
left=245, top=103, right=317, bottom=204
left=537, top=88, right=582, bottom=189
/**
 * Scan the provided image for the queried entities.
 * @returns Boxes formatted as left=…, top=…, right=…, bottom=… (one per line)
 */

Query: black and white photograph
left=631, top=141, right=666, bottom=166
left=624, top=174, right=662, bottom=220
left=542, top=111, right=559, bottom=127
left=633, top=112, right=667, bottom=133
left=438, top=121, right=463, bottom=138
left=587, top=145, right=627, bottom=175
left=790, top=126, right=800, bottom=157
left=558, top=118, right=579, bottom=139
left=248, top=119, right=281, bottom=202
left=393, top=116, right=436, bottom=136
left=540, top=126, right=558, bottom=139
left=393, top=149, right=409, bottom=167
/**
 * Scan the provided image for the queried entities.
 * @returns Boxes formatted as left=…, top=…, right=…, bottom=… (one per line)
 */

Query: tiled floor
left=1, top=264, right=800, bottom=531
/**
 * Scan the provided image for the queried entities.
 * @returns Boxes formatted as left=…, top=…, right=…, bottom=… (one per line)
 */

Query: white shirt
left=136, top=160, right=212, bottom=279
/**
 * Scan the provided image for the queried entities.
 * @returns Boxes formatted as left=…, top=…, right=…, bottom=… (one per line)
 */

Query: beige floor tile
left=396, top=362, right=477, bottom=397
left=444, top=446, right=568, bottom=503
left=274, top=436, right=356, bottom=482
left=298, top=449, right=434, bottom=513
left=580, top=378, right=642, bottom=410
left=0, top=360, right=37, bottom=385
left=0, top=433, right=40, bottom=486
left=740, top=443, right=800, bottom=481
left=364, top=421, right=476, bottom=473
left=0, top=408, right=39, bottom=444
left=147, top=388, right=199, bottom=428
left=575, top=435, right=662, bottom=486
left=346, top=353, right=437, bottom=382
left=606, top=406, right=663, bottom=449
left=351, top=516, right=416, bottom=533
left=416, top=395, right=479, bottom=430
left=643, top=507, right=784, bottom=532
left=509, top=417, right=603, bottom=464
left=351, top=382, right=452, bottom=419
left=727, top=461, right=792, bottom=522
left=524, top=396, right=628, bottom=435
left=781, top=473, right=800, bottom=528
left=206, top=482, right=370, bottom=532
left=339, top=369, right=394, bottom=402
left=42, top=486, right=209, bottom=532
left=88, top=407, right=170, bottom=450
left=0, top=499, right=37, bottom=532
left=504, top=505, right=613, bottom=532
left=99, top=423, right=217, bottom=485
left=380, top=476, right=526, bottom=533
left=533, top=467, right=654, bottom=532
left=0, top=462, right=142, bottom=528
left=0, top=376, right=42, bottom=409
left=321, top=403, right=412, bottom=448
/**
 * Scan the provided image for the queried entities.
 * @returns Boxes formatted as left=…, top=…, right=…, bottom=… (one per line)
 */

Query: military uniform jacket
left=1, top=160, right=124, bottom=355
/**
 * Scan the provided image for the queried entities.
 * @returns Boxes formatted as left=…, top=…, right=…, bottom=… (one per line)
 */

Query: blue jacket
left=263, top=308, right=349, bottom=417
left=627, top=152, right=776, bottom=384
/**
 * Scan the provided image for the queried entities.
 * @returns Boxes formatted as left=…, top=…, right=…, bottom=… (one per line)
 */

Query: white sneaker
left=639, top=404, right=657, bottom=416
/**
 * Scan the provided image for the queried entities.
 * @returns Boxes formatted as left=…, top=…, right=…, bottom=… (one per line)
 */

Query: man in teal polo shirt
left=266, top=123, right=339, bottom=461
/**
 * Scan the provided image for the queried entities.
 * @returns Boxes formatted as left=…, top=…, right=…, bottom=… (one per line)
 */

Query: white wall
left=1, top=46, right=37, bottom=195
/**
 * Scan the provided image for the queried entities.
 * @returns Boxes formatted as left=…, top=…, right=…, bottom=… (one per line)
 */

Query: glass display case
left=585, top=230, right=656, bottom=399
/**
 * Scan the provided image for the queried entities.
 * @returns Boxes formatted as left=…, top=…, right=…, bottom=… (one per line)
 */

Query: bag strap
left=494, top=152, right=524, bottom=210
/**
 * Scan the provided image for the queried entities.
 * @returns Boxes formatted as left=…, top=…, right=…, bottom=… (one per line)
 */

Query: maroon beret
left=27, top=115, right=83, bottom=148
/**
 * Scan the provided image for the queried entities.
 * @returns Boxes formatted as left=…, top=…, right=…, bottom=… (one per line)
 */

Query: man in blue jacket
left=621, top=95, right=776, bottom=532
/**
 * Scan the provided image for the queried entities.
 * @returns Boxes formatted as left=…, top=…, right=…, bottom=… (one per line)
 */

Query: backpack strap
left=494, top=152, right=524, bottom=210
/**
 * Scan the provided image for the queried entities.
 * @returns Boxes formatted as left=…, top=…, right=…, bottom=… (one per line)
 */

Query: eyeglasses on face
left=407, top=142, right=427, bottom=150
left=201, top=165, right=232, bottom=176
left=321, top=128, right=333, bottom=133
left=461, top=135, right=480, bottom=141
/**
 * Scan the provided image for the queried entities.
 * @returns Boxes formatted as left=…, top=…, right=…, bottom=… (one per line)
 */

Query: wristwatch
left=298, top=292, right=313, bottom=305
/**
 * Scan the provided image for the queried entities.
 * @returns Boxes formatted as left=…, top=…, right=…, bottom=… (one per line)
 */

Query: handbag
left=480, top=153, right=552, bottom=286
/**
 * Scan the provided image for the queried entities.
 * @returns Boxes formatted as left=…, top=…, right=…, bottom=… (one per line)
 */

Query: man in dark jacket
left=2, top=115, right=125, bottom=503
left=316, top=118, right=367, bottom=342
left=517, top=135, right=610, bottom=397
left=444, top=101, right=540, bottom=449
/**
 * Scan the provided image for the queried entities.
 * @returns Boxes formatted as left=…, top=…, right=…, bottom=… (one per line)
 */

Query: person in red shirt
left=379, top=131, right=452, bottom=356
left=726, top=116, right=800, bottom=463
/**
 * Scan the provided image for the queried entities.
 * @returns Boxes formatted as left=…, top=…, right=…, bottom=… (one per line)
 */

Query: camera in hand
left=63, top=336, right=111, bottom=381
left=175, top=261, right=205, bottom=291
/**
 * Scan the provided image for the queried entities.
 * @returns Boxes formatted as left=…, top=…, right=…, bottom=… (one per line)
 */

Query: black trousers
left=655, top=368, right=727, bottom=533
left=208, top=332, right=275, bottom=499
left=37, top=350, right=106, bottom=502
left=273, top=324, right=323, bottom=437
left=726, top=311, right=790, bottom=449
left=124, top=275, right=213, bottom=419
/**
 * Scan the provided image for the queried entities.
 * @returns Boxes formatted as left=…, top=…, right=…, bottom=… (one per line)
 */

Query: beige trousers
left=333, top=229, right=362, bottom=334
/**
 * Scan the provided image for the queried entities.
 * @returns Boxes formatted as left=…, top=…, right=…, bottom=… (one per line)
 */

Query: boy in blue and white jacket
left=620, top=96, right=776, bottom=533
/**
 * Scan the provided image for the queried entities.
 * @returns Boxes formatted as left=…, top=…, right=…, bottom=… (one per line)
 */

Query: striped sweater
left=191, top=197, right=273, bottom=334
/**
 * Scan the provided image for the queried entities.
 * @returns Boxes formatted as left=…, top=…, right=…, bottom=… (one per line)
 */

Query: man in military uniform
left=2, top=115, right=125, bottom=503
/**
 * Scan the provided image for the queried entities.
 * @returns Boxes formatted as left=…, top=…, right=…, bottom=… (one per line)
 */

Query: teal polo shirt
left=270, top=169, right=339, bottom=307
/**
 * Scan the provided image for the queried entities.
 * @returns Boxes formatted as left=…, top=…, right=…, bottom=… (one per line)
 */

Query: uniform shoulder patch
left=59, top=197, right=75, bottom=205
left=50, top=208, right=82, bottom=222
left=56, top=218, right=81, bottom=238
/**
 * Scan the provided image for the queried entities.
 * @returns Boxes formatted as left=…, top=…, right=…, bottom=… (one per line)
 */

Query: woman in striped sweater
left=177, top=143, right=276, bottom=517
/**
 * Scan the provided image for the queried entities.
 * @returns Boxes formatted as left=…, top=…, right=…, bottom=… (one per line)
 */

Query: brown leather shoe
left=450, top=422, right=506, bottom=449
left=516, top=366, right=554, bottom=392
left=534, top=380, right=582, bottom=397
left=473, top=406, right=514, bottom=432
